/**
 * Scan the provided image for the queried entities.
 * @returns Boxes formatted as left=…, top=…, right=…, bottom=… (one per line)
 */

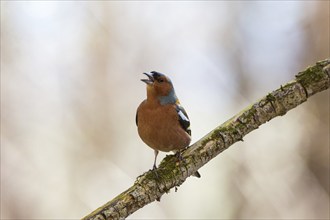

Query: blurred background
left=1, top=1, right=329, bottom=219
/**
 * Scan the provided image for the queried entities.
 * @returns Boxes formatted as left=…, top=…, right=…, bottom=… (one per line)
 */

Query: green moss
left=208, top=126, right=233, bottom=142
left=280, top=81, right=296, bottom=90
left=154, top=155, right=180, bottom=180
left=296, top=60, right=329, bottom=87
left=199, top=105, right=259, bottom=147
left=234, top=120, right=246, bottom=131
left=266, top=93, right=276, bottom=102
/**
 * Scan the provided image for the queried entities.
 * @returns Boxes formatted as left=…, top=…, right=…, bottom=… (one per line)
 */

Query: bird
left=136, top=71, right=200, bottom=178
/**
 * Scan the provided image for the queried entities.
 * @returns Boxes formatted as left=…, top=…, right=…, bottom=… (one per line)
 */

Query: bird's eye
left=157, top=78, right=164, bottom=83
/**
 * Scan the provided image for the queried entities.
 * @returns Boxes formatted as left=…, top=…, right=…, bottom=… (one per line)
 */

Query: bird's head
left=141, top=71, right=178, bottom=104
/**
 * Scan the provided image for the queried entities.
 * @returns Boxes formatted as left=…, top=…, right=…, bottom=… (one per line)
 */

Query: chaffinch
left=136, top=71, right=200, bottom=177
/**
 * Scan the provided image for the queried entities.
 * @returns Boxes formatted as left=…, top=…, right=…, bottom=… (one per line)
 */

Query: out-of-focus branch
left=82, top=59, right=330, bottom=220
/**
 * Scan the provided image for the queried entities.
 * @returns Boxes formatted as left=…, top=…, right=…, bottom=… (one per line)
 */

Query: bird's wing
left=175, top=104, right=191, bottom=136
left=135, top=111, right=138, bottom=126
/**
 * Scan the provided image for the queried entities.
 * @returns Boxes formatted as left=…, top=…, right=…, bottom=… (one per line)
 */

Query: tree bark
left=82, top=59, right=330, bottom=220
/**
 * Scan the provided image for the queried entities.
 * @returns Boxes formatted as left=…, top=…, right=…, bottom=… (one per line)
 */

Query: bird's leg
left=152, top=150, right=159, bottom=178
left=153, top=150, right=159, bottom=169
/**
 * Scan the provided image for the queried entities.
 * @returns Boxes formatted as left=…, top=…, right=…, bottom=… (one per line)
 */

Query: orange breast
left=137, top=102, right=191, bottom=152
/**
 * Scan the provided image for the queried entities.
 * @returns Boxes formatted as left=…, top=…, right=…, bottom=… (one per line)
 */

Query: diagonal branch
left=82, top=59, right=330, bottom=220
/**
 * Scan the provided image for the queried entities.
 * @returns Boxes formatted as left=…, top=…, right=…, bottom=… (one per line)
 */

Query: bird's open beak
left=141, top=72, right=154, bottom=85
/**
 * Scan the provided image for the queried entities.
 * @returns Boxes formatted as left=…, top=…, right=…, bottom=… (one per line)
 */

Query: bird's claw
left=152, top=165, right=159, bottom=179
